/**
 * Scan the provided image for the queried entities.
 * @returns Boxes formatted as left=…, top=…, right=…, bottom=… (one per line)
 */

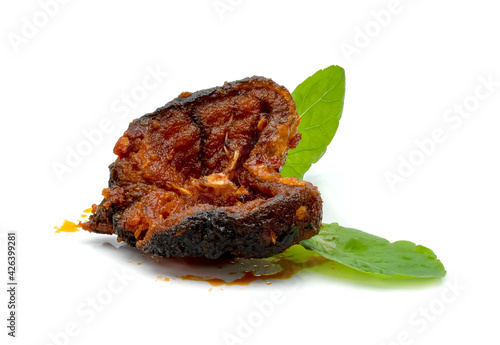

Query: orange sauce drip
left=56, top=209, right=92, bottom=233
left=180, top=255, right=329, bottom=286
left=156, top=276, right=170, bottom=281
left=54, top=220, right=79, bottom=233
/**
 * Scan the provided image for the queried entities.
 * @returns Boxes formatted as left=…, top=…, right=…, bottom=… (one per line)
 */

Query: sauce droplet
left=54, top=220, right=79, bottom=233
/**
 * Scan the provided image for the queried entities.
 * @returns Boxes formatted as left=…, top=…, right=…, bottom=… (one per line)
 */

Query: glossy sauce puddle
left=179, top=254, right=330, bottom=286
left=57, top=210, right=330, bottom=286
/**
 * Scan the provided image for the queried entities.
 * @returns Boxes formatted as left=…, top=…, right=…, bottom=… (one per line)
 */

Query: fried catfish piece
left=82, top=76, right=322, bottom=259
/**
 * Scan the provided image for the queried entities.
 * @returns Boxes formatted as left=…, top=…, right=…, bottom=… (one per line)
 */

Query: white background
left=1, top=0, right=499, bottom=344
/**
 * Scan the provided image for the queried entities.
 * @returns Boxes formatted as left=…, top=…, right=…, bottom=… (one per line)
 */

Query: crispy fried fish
left=82, top=76, right=322, bottom=259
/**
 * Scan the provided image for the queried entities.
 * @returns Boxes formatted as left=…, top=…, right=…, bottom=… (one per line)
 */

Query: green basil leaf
left=301, top=223, right=447, bottom=278
left=281, top=65, right=346, bottom=179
